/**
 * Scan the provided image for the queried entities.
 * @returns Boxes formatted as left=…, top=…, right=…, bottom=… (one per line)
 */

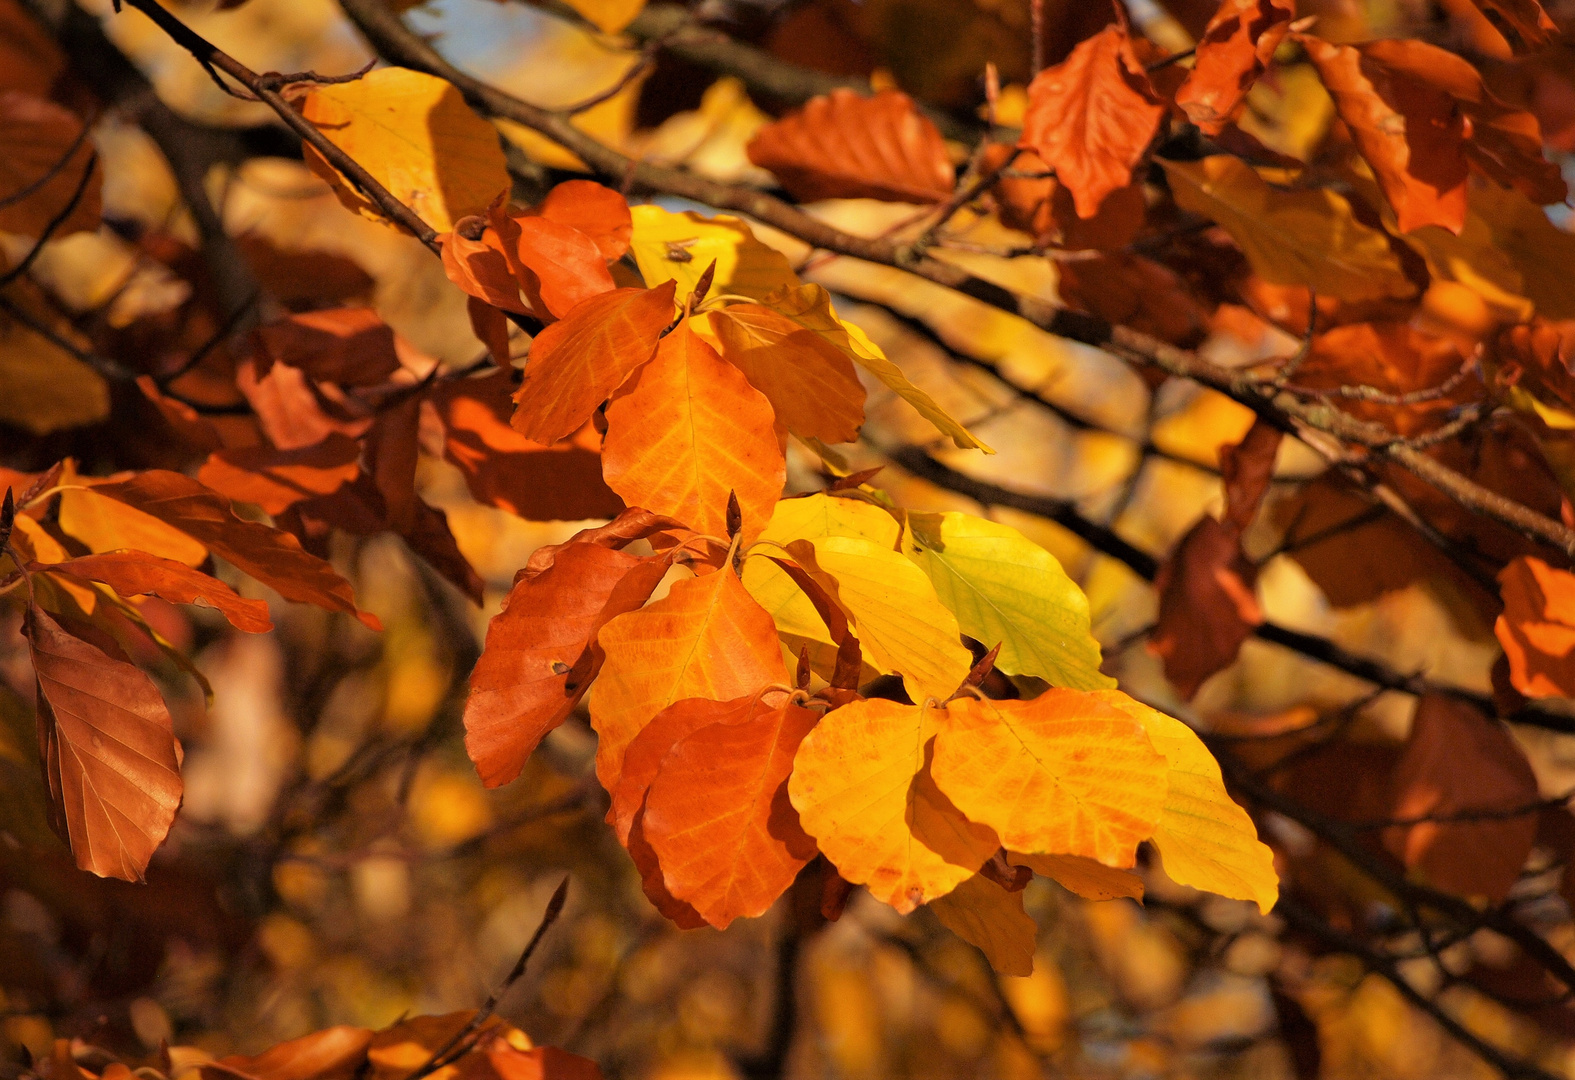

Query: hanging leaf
left=1008, top=851, right=1146, bottom=900
left=1174, top=0, right=1295, bottom=134
left=26, top=605, right=181, bottom=882
left=746, top=88, right=955, bottom=204
left=1496, top=555, right=1575, bottom=697
left=43, top=551, right=273, bottom=634
left=511, top=282, right=676, bottom=445
left=602, top=318, right=785, bottom=544
left=709, top=304, right=867, bottom=444
left=1149, top=516, right=1263, bottom=699
left=1218, top=419, right=1283, bottom=532
left=536, top=180, right=633, bottom=261
left=252, top=308, right=403, bottom=386
left=491, top=207, right=617, bottom=320
left=197, top=436, right=361, bottom=516
left=0, top=91, right=100, bottom=238
left=789, top=698, right=999, bottom=912
left=928, top=872, right=1038, bottom=975
left=1469, top=0, right=1559, bottom=54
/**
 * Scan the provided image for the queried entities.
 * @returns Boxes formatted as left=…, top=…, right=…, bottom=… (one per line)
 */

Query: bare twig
left=0, top=152, right=98, bottom=291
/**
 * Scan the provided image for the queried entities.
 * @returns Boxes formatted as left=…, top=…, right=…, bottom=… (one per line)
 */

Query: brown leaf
left=1149, top=516, right=1263, bottom=698
left=1491, top=317, right=1575, bottom=412
left=1175, top=0, right=1295, bottom=134
left=0, top=0, right=64, bottom=98
left=197, top=435, right=361, bottom=516
left=430, top=371, right=622, bottom=522
left=44, top=551, right=273, bottom=634
left=1291, top=321, right=1481, bottom=437
left=1219, top=418, right=1282, bottom=531
left=403, top=499, right=486, bottom=607
left=1299, top=35, right=1566, bottom=234
left=0, top=91, right=100, bottom=239
left=1055, top=253, right=1209, bottom=347
left=252, top=308, right=403, bottom=386
left=1470, top=0, right=1559, bottom=54
left=27, top=605, right=182, bottom=882
left=746, top=88, right=955, bottom=204
left=464, top=543, right=669, bottom=787
left=136, top=376, right=223, bottom=455
left=1382, top=694, right=1539, bottom=901
left=985, top=146, right=1145, bottom=250
left=1019, top=25, right=1166, bottom=218
left=511, top=283, right=677, bottom=444
left=235, top=359, right=372, bottom=452
left=88, top=471, right=380, bottom=630
left=202, top=1026, right=373, bottom=1080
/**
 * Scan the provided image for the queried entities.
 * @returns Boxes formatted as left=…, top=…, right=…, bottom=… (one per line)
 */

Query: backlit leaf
left=1174, top=0, right=1295, bottom=134
left=0, top=91, right=99, bottom=238
left=197, top=435, right=361, bottom=516
left=27, top=605, right=181, bottom=882
left=0, top=292, right=108, bottom=434
left=746, top=88, right=954, bottom=204
left=296, top=67, right=510, bottom=233
left=562, top=0, right=645, bottom=33
left=493, top=208, right=616, bottom=320
left=253, top=308, right=402, bottom=387
left=603, top=318, right=785, bottom=544
left=1470, top=0, right=1558, bottom=54
left=1496, top=555, right=1575, bottom=697
left=511, top=282, right=677, bottom=445
left=537, top=180, right=632, bottom=261
left=45, top=551, right=273, bottom=634
left=628, top=206, right=801, bottom=303
left=1009, top=851, right=1145, bottom=901
left=202, top=1026, right=373, bottom=1080
left=930, top=691, right=1167, bottom=868
left=709, top=304, right=866, bottom=444
left=903, top=511, right=1112, bottom=690
left=789, top=698, right=999, bottom=912
left=1149, top=516, right=1263, bottom=699
left=928, top=872, right=1037, bottom=975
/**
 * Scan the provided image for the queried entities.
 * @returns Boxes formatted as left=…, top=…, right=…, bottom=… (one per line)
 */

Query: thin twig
left=0, top=152, right=97, bottom=291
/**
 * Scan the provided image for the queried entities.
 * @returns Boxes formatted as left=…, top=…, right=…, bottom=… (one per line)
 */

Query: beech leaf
left=45, top=551, right=273, bottom=634
left=1149, top=516, right=1263, bottom=699
left=197, top=435, right=361, bottom=516
left=1009, top=851, right=1145, bottom=901
left=1174, top=0, right=1295, bottom=134
left=628, top=207, right=801, bottom=304
left=927, top=872, right=1038, bottom=976
left=709, top=304, right=867, bottom=444
left=1496, top=555, right=1575, bottom=697
left=0, top=91, right=100, bottom=239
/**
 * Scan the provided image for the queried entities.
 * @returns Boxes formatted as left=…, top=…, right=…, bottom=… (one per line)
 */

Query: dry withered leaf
left=1219, top=417, right=1282, bottom=531
left=1496, top=555, right=1575, bottom=697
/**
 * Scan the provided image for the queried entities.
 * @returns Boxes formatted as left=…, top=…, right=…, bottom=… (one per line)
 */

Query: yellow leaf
left=563, top=0, right=646, bottom=33
left=1009, top=851, right=1145, bottom=901
left=57, top=486, right=207, bottom=568
left=1160, top=156, right=1415, bottom=302
left=298, top=67, right=511, bottom=233
left=629, top=206, right=802, bottom=303
left=758, top=283, right=991, bottom=452
left=928, top=873, right=1038, bottom=976
left=931, top=691, right=1168, bottom=868
left=787, top=535, right=974, bottom=703
left=591, top=565, right=788, bottom=794
left=789, top=699, right=998, bottom=912
left=904, top=511, right=1112, bottom=690
left=758, top=491, right=902, bottom=548
left=1096, top=691, right=1279, bottom=913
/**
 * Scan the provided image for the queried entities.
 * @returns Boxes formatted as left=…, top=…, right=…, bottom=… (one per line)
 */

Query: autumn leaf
left=464, top=542, right=669, bottom=787
left=1160, top=156, right=1416, bottom=302
left=197, top=435, right=361, bottom=516
left=561, top=0, right=645, bottom=33
left=927, top=872, right=1037, bottom=976
left=1174, top=0, right=1295, bottom=134
left=0, top=287, right=109, bottom=434
left=1008, top=851, right=1145, bottom=901
left=1382, top=694, right=1539, bottom=901
left=440, top=213, right=529, bottom=316
left=591, top=563, right=788, bottom=796
left=756, top=283, right=989, bottom=452
left=202, top=1026, right=373, bottom=1080
left=789, top=698, right=999, bottom=912
left=511, top=283, right=677, bottom=445
left=1097, top=692, right=1278, bottom=913
left=745, top=88, right=955, bottom=204
left=1055, top=253, right=1210, bottom=348
left=1469, top=0, right=1559, bottom=54
left=295, top=67, right=511, bottom=233
left=491, top=207, right=616, bottom=320
left=1019, top=25, right=1166, bottom=218
left=1292, top=322, right=1480, bottom=438
left=44, top=551, right=273, bottom=634
left=628, top=207, right=801, bottom=303
left=0, top=91, right=100, bottom=238
left=58, top=483, right=208, bottom=567
left=27, top=605, right=182, bottom=882
left=430, top=371, right=622, bottom=522
left=87, top=471, right=381, bottom=630
left=602, top=318, right=785, bottom=544
left=1219, top=419, right=1283, bottom=532
left=252, top=308, right=403, bottom=387
left=930, top=692, right=1167, bottom=869
left=1149, top=516, right=1263, bottom=699
left=1496, top=555, right=1575, bottom=697
left=708, top=304, right=867, bottom=444
left=641, top=694, right=820, bottom=927
left=536, top=180, right=632, bottom=261
left=903, top=511, right=1112, bottom=691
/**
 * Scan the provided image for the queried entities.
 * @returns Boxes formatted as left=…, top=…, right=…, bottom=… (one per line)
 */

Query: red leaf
left=1019, top=26, right=1166, bottom=218
left=1218, top=418, right=1282, bottom=531
left=44, top=551, right=273, bottom=633
left=88, top=471, right=381, bottom=631
left=1149, top=516, right=1263, bottom=698
left=197, top=434, right=361, bottom=516
left=511, top=283, right=676, bottom=445
left=1175, top=0, right=1295, bottom=134
left=27, top=605, right=182, bottom=882
left=746, top=88, right=955, bottom=204
left=1470, top=0, right=1559, bottom=54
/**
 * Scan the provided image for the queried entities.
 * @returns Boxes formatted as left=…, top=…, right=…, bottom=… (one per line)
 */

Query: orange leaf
left=537, top=180, right=632, bottom=261
left=44, top=551, right=273, bottom=634
left=235, top=359, right=373, bottom=453
left=1496, top=555, right=1575, bottom=697
left=1174, top=0, right=1294, bottom=134
left=1383, top=694, right=1540, bottom=901
left=931, top=691, right=1168, bottom=869
left=431, top=371, right=623, bottom=522
left=927, top=873, right=1038, bottom=975
left=789, top=699, right=998, bottom=912
left=88, top=471, right=381, bottom=631
left=1299, top=35, right=1565, bottom=234
left=1019, top=26, right=1166, bottom=218
left=197, top=435, right=361, bottom=516
left=27, top=605, right=182, bottom=882
left=1009, top=851, right=1145, bottom=900
left=627, top=804, right=706, bottom=929
left=464, top=542, right=670, bottom=787
left=602, top=318, right=785, bottom=543
left=1470, top=0, right=1558, bottom=54
left=1149, top=516, right=1263, bottom=699
left=511, top=283, right=677, bottom=444
left=202, top=1026, right=373, bottom=1080
left=745, top=88, right=955, bottom=204
left=1292, top=322, right=1481, bottom=438
left=642, top=695, right=820, bottom=927
left=441, top=214, right=529, bottom=315
left=708, top=304, right=866, bottom=444
left=1491, top=318, right=1575, bottom=413
left=1218, top=418, right=1282, bottom=532
left=1055, top=253, right=1209, bottom=347
left=0, top=91, right=100, bottom=238
left=253, top=308, right=403, bottom=386
left=591, top=564, right=788, bottom=797
left=495, top=212, right=617, bottom=320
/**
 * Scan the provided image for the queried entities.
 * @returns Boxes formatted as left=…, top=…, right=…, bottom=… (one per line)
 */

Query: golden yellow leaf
left=708, top=304, right=867, bottom=444
left=629, top=206, right=802, bottom=303
left=562, top=0, right=646, bottom=32
left=1096, top=691, right=1279, bottom=913
left=1009, top=851, right=1145, bottom=901
left=928, top=873, right=1038, bottom=976
left=57, top=484, right=207, bottom=568
left=1160, top=156, right=1415, bottom=302
left=789, top=698, right=998, bottom=912
left=297, top=67, right=511, bottom=233
left=931, top=692, right=1167, bottom=868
